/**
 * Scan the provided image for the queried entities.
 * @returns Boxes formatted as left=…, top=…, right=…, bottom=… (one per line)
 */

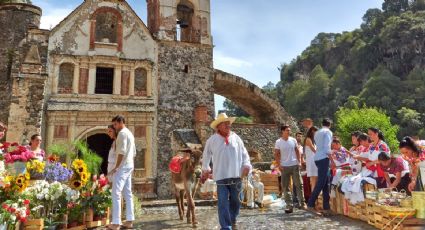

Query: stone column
left=46, top=122, right=54, bottom=148
left=68, top=115, right=76, bottom=142
left=129, top=68, right=135, bottom=96
left=113, top=65, right=122, bottom=95
left=146, top=124, right=153, bottom=177
left=88, top=63, right=96, bottom=94
left=72, top=63, right=80, bottom=94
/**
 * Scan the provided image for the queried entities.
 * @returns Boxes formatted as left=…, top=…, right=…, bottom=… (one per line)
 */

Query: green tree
left=262, top=81, right=278, bottom=100
left=359, top=66, right=402, bottom=116
left=396, top=107, right=423, bottom=137
left=335, top=106, right=399, bottom=151
left=282, top=79, right=309, bottom=119
left=382, top=0, right=410, bottom=14
left=222, top=99, right=249, bottom=117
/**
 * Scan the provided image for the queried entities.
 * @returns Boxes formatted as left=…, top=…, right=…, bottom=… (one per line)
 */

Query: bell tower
left=147, top=0, right=212, bottom=45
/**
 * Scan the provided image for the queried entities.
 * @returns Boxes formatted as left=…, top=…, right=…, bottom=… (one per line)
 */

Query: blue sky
left=33, top=0, right=383, bottom=113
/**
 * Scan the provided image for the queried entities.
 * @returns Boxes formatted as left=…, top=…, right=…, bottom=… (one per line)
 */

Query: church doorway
left=86, top=133, right=113, bottom=175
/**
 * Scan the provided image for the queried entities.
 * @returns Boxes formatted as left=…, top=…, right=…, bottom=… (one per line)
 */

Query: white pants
left=112, top=167, right=135, bottom=225
left=245, top=181, right=264, bottom=208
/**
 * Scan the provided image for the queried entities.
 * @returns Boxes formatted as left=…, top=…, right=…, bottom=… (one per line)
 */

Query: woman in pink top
left=26, top=134, right=45, bottom=162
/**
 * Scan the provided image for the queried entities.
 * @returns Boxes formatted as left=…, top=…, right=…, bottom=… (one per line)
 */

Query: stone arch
left=90, top=7, right=123, bottom=51
left=214, top=69, right=298, bottom=130
left=75, top=126, right=108, bottom=141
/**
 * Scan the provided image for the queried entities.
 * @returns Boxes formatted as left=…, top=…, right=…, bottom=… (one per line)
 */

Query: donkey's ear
left=181, top=153, right=191, bottom=162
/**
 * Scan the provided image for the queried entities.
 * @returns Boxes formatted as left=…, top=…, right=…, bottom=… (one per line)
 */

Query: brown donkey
left=170, top=148, right=203, bottom=227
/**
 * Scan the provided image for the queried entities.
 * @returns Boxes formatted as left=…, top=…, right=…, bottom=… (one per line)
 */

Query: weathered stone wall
left=0, top=3, right=41, bottom=128
left=156, top=41, right=214, bottom=198
left=232, top=123, right=280, bottom=162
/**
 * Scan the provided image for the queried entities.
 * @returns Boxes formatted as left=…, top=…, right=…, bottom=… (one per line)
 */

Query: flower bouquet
left=69, top=159, right=90, bottom=190
left=24, top=181, right=72, bottom=229
left=81, top=174, right=111, bottom=226
left=26, top=160, right=45, bottom=181
left=0, top=198, right=31, bottom=229
left=44, top=162, right=73, bottom=183
left=1, top=142, right=35, bottom=176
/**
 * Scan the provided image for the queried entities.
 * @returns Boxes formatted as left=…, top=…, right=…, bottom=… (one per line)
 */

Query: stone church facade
left=0, top=0, right=297, bottom=198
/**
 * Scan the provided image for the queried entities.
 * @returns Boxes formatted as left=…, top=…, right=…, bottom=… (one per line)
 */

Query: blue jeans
left=216, top=178, right=242, bottom=230
left=307, top=158, right=330, bottom=210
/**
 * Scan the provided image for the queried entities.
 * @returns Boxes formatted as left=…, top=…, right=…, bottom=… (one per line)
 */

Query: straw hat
left=210, top=113, right=236, bottom=129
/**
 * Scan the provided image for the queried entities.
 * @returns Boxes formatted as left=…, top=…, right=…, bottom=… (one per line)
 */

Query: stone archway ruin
left=213, top=69, right=298, bottom=129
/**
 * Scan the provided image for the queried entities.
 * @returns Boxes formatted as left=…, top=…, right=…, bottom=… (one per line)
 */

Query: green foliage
left=47, top=143, right=77, bottom=159
left=235, top=116, right=253, bottom=124
left=262, top=81, right=278, bottom=100
left=222, top=99, right=249, bottom=117
left=74, top=141, right=103, bottom=176
left=397, top=107, right=423, bottom=137
left=335, top=107, right=399, bottom=151
left=277, top=1, right=425, bottom=138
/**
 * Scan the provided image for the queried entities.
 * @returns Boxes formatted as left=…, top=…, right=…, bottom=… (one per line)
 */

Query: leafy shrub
left=335, top=106, right=399, bottom=151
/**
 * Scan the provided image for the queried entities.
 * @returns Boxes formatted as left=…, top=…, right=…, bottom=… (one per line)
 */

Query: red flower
left=67, top=203, right=75, bottom=209
left=20, top=217, right=27, bottom=223
left=23, top=199, right=30, bottom=205
left=48, top=155, right=59, bottom=162
left=2, top=204, right=8, bottom=210
left=9, top=207, right=16, bottom=213
left=26, top=209, right=30, bottom=215
left=98, top=174, right=108, bottom=187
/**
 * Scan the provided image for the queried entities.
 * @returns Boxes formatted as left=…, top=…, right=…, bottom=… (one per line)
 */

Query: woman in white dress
left=107, top=125, right=117, bottom=182
left=304, top=126, right=319, bottom=190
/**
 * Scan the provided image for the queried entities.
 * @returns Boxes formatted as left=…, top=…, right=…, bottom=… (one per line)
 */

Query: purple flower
left=44, top=162, right=73, bottom=182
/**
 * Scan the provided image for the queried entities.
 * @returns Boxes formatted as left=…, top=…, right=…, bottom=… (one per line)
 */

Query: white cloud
left=40, top=8, right=73, bottom=30
left=213, top=51, right=252, bottom=69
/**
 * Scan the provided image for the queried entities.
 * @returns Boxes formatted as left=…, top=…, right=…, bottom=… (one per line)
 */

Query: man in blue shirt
left=307, top=118, right=333, bottom=215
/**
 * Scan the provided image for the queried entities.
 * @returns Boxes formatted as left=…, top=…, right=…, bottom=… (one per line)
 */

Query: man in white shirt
left=202, top=113, right=251, bottom=230
left=109, top=115, right=136, bottom=230
left=274, top=125, right=305, bottom=213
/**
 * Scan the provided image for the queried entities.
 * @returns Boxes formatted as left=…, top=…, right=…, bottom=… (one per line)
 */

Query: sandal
left=306, top=207, right=322, bottom=216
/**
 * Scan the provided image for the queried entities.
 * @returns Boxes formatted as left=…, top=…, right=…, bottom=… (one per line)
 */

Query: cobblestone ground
left=112, top=206, right=376, bottom=230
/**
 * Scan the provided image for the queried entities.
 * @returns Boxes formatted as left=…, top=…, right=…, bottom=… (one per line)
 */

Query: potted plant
left=81, top=175, right=111, bottom=226
left=0, top=198, right=31, bottom=230
left=1, top=142, right=36, bottom=176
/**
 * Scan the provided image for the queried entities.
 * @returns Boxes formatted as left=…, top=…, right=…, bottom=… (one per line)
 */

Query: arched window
left=58, top=63, right=74, bottom=94
left=90, top=7, right=123, bottom=51
left=95, top=11, right=118, bottom=43
left=176, top=0, right=196, bottom=42
left=134, top=68, right=147, bottom=96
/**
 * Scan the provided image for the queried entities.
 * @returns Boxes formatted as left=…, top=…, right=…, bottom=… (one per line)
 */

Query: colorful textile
left=169, top=155, right=184, bottom=174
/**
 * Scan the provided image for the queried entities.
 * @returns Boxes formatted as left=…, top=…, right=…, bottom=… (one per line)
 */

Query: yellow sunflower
left=24, top=172, right=30, bottom=180
left=77, top=165, right=87, bottom=174
left=15, top=177, right=24, bottom=186
left=80, top=172, right=89, bottom=183
left=71, top=180, right=83, bottom=190
left=72, top=159, right=85, bottom=169
left=4, top=176, right=13, bottom=183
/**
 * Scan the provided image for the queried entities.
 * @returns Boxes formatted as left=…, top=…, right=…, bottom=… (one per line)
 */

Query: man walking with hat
left=202, top=113, right=252, bottom=230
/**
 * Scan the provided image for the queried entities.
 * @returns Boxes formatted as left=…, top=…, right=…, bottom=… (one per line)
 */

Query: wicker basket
left=383, top=206, right=416, bottom=218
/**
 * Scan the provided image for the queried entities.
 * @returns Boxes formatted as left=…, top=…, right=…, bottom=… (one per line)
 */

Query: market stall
left=0, top=141, right=112, bottom=230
